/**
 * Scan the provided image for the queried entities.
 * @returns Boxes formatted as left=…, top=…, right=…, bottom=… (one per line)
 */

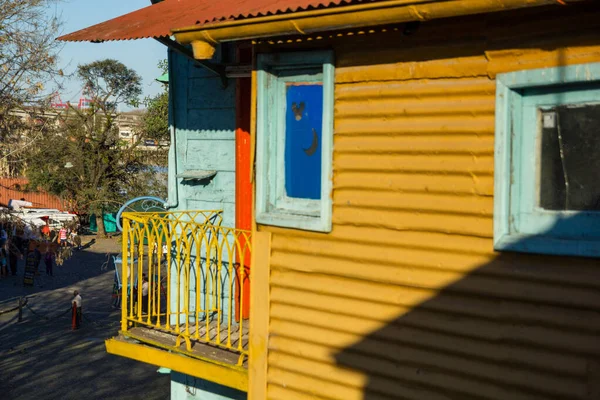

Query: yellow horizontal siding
left=334, top=190, right=493, bottom=216
left=334, top=153, right=494, bottom=174
left=260, top=4, right=600, bottom=399
left=335, top=172, right=494, bottom=196
left=335, top=78, right=496, bottom=101
left=269, top=319, right=588, bottom=400
left=268, top=225, right=494, bottom=254
left=268, top=323, right=586, bottom=378
left=335, top=116, right=495, bottom=136
left=335, top=135, right=494, bottom=156
left=332, top=207, right=493, bottom=236
left=271, top=236, right=600, bottom=289
left=268, top=339, right=585, bottom=400
left=269, top=271, right=600, bottom=335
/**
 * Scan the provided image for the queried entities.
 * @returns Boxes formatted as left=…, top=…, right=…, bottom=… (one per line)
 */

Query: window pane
left=284, top=83, right=323, bottom=200
left=539, top=104, right=600, bottom=211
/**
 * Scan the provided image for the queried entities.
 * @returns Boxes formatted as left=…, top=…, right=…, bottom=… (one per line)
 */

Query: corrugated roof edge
left=56, top=0, right=370, bottom=42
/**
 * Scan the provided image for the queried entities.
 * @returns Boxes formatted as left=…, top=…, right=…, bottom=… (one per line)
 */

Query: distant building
left=0, top=107, right=149, bottom=177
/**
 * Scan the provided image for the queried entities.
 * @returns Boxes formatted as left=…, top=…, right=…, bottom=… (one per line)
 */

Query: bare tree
left=0, top=0, right=63, bottom=175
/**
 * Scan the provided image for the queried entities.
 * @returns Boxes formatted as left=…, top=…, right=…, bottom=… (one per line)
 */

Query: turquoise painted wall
left=166, top=49, right=244, bottom=400
left=171, top=372, right=246, bottom=400
left=168, top=49, right=236, bottom=229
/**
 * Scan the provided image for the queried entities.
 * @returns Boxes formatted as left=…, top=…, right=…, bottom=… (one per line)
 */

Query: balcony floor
left=124, top=320, right=249, bottom=368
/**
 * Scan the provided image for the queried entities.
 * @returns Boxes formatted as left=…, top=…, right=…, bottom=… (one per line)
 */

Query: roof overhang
left=58, top=0, right=584, bottom=61
left=56, top=0, right=364, bottom=43
left=173, top=0, right=580, bottom=59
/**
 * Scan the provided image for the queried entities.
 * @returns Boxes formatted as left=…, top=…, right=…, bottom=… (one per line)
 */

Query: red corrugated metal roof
left=58, top=0, right=379, bottom=42
left=0, top=178, right=65, bottom=210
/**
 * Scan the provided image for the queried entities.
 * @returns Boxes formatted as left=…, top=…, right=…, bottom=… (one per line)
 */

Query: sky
left=49, top=0, right=167, bottom=109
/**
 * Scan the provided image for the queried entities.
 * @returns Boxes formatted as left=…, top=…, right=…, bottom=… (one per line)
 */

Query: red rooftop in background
left=58, top=0, right=377, bottom=42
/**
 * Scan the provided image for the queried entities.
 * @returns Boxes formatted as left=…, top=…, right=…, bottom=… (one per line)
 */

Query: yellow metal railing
left=120, top=210, right=251, bottom=365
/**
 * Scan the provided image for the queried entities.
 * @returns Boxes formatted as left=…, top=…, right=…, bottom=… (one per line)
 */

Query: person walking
left=72, top=290, right=82, bottom=330
left=32, top=245, right=42, bottom=275
left=59, top=227, right=68, bottom=247
left=7, top=237, right=22, bottom=276
left=44, top=248, right=55, bottom=276
left=0, top=244, right=8, bottom=278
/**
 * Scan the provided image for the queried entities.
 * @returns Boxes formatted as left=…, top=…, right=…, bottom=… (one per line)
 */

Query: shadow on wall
left=334, top=215, right=600, bottom=399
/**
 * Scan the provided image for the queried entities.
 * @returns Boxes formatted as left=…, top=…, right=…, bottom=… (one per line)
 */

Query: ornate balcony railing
left=119, top=210, right=251, bottom=366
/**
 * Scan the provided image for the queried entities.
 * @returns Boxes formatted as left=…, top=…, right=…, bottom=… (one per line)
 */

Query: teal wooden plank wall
left=169, top=49, right=236, bottom=228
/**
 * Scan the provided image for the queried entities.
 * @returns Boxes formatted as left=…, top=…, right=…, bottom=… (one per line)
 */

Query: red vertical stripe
left=235, top=45, right=252, bottom=321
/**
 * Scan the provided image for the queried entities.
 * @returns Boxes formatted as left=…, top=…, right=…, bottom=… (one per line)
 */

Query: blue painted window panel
left=256, top=51, right=334, bottom=232
left=284, top=84, right=323, bottom=200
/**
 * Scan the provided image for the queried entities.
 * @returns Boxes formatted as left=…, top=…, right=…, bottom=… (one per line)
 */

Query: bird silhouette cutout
left=303, top=128, right=319, bottom=156
left=292, top=102, right=305, bottom=121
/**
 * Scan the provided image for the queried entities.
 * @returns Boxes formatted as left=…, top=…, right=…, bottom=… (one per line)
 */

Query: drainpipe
left=164, top=48, right=179, bottom=209
left=172, top=0, right=583, bottom=59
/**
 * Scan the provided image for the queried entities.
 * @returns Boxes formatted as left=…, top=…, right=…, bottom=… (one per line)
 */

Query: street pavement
left=0, top=236, right=170, bottom=400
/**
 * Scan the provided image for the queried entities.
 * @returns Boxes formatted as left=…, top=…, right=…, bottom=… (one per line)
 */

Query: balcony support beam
left=105, top=337, right=248, bottom=392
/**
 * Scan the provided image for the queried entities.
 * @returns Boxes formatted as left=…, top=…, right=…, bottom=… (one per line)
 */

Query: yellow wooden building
left=61, top=0, right=600, bottom=399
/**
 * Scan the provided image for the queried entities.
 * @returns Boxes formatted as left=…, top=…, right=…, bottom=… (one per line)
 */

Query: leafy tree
left=0, top=0, right=64, bottom=175
left=140, top=60, right=169, bottom=143
left=25, top=59, right=167, bottom=237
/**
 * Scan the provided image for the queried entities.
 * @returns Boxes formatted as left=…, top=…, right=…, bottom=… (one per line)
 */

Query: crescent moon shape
left=303, top=128, right=319, bottom=156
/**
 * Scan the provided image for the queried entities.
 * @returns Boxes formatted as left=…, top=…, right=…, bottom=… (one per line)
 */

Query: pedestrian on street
left=7, top=237, right=22, bottom=276
left=32, top=244, right=42, bottom=275
left=72, top=290, right=82, bottom=330
left=44, top=248, right=55, bottom=276
left=141, top=274, right=149, bottom=314
left=0, top=245, right=7, bottom=278
left=59, top=227, right=68, bottom=247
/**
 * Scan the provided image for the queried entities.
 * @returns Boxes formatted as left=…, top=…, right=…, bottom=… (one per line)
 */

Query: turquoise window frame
left=255, top=51, right=334, bottom=232
left=495, top=62, right=600, bottom=257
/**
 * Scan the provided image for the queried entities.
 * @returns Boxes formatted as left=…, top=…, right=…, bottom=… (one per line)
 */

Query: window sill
left=256, top=210, right=331, bottom=233
left=494, top=233, right=600, bottom=258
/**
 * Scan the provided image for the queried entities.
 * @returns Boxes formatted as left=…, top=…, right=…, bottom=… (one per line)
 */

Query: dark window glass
left=540, top=104, right=600, bottom=211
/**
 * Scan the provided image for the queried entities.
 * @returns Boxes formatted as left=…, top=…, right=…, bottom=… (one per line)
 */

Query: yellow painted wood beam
left=173, top=0, right=583, bottom=59
left=105, top=338, right=248, bottom=392
left=248, top=231, right=272, bottom=400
